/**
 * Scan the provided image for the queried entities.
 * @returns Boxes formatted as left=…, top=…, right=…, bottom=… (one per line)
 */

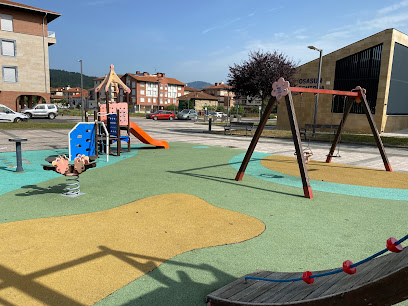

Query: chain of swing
left=297, top=93, right=348, bottom=161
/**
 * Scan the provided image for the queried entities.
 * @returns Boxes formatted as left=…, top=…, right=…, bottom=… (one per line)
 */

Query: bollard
left=209, top=118, right=212, bottom=131
left=9, top=138, right=28, bottom=173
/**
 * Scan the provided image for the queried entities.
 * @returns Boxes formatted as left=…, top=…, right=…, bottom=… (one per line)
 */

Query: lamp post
left=226, top=85, right=230, bottom=124
left=308, top=46, right=323, bottom=137
left=77, top=59, right=84, bottom=122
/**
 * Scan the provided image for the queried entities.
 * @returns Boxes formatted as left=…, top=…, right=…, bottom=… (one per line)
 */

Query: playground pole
left=78, top=59, right=84, bottom=122
left=308, top=46, right=323, bottom=137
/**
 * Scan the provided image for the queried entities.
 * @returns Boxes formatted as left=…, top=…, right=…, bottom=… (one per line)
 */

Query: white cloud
left=356, top=13, right=408, bottom=31
left=377, top=0, right=408, bottom=15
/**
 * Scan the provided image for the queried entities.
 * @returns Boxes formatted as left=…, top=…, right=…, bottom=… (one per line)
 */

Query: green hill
left=50, top=69, right=97, bottom=89
left=187, top=81, right=213, bottom=89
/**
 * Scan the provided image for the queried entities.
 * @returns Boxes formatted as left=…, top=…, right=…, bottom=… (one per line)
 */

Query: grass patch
left=215, top=129, right=408, bottom=147
left=0, top=122, right=76, bottom=130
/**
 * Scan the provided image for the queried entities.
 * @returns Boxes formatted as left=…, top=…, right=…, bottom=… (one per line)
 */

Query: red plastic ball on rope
left=386, top=237, right=403, bottom=253
left=342, top=260, right=356, bottom=274
left=302, top=271, right=314, bottom=284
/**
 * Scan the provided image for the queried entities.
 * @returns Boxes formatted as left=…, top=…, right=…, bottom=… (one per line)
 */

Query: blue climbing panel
left=69, top=123, right=96, bottom=161
left=108, top=114, right=118, bottom=137
left=108, top=114, right=130, bottom=143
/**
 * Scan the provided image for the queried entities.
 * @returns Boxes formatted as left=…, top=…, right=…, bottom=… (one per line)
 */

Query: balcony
left=47, top=31, right=56, bottom=46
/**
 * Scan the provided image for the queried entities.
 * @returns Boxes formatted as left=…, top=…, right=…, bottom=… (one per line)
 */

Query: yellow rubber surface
left=0, top=193, right=264, bottom=305
left=261, top=155, right=408, bottom=189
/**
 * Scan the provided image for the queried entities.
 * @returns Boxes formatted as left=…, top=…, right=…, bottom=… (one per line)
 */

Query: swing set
left=235, top=77, right=392, bottom=199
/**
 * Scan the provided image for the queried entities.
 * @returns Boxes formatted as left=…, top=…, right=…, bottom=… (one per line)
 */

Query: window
left=36, top=105, right=46, bottom=110
left=132, top=81, right=136, bottom=88
left=0, top=14, right=13, bottom=32
left=132, top=89, right=136, bottom=95
left=165, top=99, right=168, bottom=104
left=178, top=86, right=182, bottom=90
left=178, top=93, right=181, bottom=97
left=140, top=82, right=145, bottom=87
left=332, top=44, right=382, bottom=114
left=160, top=92, right=163, bottom=97
left=148, top=98, right=151, bottom=102
left=2, top=66, right=17, bottom=83
left=1, top=39, right=16, bottom=57
left=140, top=97, right=145, bottom=102
left=147, top=90, right=151, bottom=96
left=153, top=98, right=156, bottom=103
left=140, top=90, right=145, bottom=95
left=160, top=98, right=163, bottom=104
left=160, top=84, right=163, bottom=89
left=48, top=105, right=56, bottom=109
left=165, top=84, right=168, bottom=89
left=165, top=92, right=167, bottom=97
left=0, top=105, right=12, bottom=113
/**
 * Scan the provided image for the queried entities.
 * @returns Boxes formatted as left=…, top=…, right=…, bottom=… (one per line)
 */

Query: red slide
left=129, top=121, right=169, bottom=149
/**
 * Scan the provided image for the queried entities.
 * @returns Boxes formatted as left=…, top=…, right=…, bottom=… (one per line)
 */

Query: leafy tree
left=164, top=104, right=177, bottom=112
left=50, top=69, right=96, bottom=89
left=228, top=50, right=298, bottom=111
left=178, top=100, right=194, bottom=110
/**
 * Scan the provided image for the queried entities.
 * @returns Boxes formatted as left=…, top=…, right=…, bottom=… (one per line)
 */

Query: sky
left=19, top=0, right=408, bottom=84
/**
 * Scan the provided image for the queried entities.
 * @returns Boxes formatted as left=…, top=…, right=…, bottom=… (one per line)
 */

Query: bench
left=301, top=124, right=339, bottom=140
left=224, top=122, right=255, bottom=136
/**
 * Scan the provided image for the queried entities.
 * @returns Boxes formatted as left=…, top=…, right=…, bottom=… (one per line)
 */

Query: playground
left=0, top=74, right=407, bottom=305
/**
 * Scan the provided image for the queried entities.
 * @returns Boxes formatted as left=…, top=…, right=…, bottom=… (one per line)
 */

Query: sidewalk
left=1, top=117, right=407, bottom=172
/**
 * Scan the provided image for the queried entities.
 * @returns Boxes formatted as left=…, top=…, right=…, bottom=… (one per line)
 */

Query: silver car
left=21, top=104, right=59, bottom=119
left=177, top=109, right=198, bottom=120
left=0, top=104, right=28, bottom=123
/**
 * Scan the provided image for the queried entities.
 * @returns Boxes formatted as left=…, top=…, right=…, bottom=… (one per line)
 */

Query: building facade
left=118, top=72, right=185, bottom=112
left=277, top=28, right=408, bottom=133
left=178, top=91, right=218, bottom=111
left=234, top=95, right=262, bottom=110
left=0, top=0, right=60, bottom=110
left=202, top=82, right=235, bottom=108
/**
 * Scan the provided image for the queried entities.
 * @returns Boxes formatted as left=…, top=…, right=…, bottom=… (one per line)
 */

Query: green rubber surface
left=0, top=142, right=407, bottom=305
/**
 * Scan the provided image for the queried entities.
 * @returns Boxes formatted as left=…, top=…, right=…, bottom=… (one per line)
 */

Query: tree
left=228, top=50, right=298, bottom=111
left=178, top=100, right=194, bottom=110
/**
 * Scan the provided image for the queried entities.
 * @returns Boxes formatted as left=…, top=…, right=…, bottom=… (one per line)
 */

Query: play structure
left=235, top=77, right=392, bottom=199
left=94, top=65, right=169, bottom=152
left=207, top=234, right=408, bottom=305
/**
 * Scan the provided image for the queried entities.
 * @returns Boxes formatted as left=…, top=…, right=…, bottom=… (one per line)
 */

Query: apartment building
left=119, top=71, right=185, bottom=112
left=0, top=0, right=60, bottom=110
left=201, top=82, right=234, bottom=107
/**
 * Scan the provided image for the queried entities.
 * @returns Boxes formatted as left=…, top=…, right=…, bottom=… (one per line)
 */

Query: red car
left=146, top=111, right=175, bottom=120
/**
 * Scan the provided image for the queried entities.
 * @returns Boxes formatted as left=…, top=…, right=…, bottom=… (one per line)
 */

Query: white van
left=0, top=104, right=28, bottom=123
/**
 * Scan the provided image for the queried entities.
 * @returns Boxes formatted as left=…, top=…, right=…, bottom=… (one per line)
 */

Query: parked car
left=214, top=112, right=226, bottom=118
left=21, top=104, right=58, bottom=119
left=146, top=111, right=175, bottom=120
left=0, top=104, right=28, bottom=123
left=177, top=109, right=198, bottom=120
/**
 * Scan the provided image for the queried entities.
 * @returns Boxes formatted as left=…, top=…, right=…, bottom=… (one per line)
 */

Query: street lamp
left=77, top=59, right=84, bottom=122
left=308, top=45, right=323, bottom=136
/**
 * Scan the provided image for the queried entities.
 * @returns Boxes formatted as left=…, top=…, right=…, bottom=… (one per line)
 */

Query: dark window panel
left=332, top=44, right=383, bottom=114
